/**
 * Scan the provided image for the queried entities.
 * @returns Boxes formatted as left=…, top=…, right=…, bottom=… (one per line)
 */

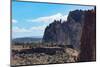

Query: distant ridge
left=12, top=37, right=42, bottom=43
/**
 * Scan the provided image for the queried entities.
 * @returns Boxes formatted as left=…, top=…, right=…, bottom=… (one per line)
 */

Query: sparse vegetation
left=11, top=42, right=79, bottom=66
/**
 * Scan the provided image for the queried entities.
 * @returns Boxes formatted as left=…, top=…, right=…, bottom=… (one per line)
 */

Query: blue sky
left=12, top=1, right=94, bottom=38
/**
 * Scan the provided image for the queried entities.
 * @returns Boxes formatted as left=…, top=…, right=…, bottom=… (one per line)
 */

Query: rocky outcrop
left=43, top=10, right=85, bottom=50
left=42, top=20, right=66, bottom=44
left=79, top=8, right=96, bottom=62
left=62, top=10, right=84, bottom=49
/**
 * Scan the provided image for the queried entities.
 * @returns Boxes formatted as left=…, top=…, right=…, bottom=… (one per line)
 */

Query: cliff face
left=79, top=9, right=96, bottom=61
left=62, top=10, right=84, bottom=49
left=42, top=9, right=96, bottom=56
left=42, top=20, right=66, bottom=44
left=43, top=10, right=84, bottom=49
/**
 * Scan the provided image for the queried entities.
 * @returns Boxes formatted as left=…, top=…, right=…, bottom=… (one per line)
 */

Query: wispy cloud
left=13, top=27, right=30, bottom=33
left=28, top=13, right=68, bottom=23
left=13, top=25, right=46, bottom=33
left=12, top=19, right=18, bottom=23
left=31, top=25, right=46, bottom=31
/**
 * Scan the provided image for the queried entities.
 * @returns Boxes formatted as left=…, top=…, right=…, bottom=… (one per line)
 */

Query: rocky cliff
left=62, top=10, right=84, bottom=49
left=79, top=8, right=96, bottom=62
left=43, top=10, right=85, bottom=50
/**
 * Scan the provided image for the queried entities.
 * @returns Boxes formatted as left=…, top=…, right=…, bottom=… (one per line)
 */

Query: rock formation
left=42, top=20, right=66, bottom=44
left=79, top=8, right=96, bottom=62
left=43, top=10, right=84, bottom=50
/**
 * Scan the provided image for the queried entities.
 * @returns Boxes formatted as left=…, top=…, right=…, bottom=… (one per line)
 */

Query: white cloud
left=28, top=13, right=68, bottom=23
left=12, top=19, right=18, bottom=23
left=31, top=25, right=46, bottom=31
left=13, top=25, right=46, bottom=33
left=12, top=27, right=30, bottom=33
